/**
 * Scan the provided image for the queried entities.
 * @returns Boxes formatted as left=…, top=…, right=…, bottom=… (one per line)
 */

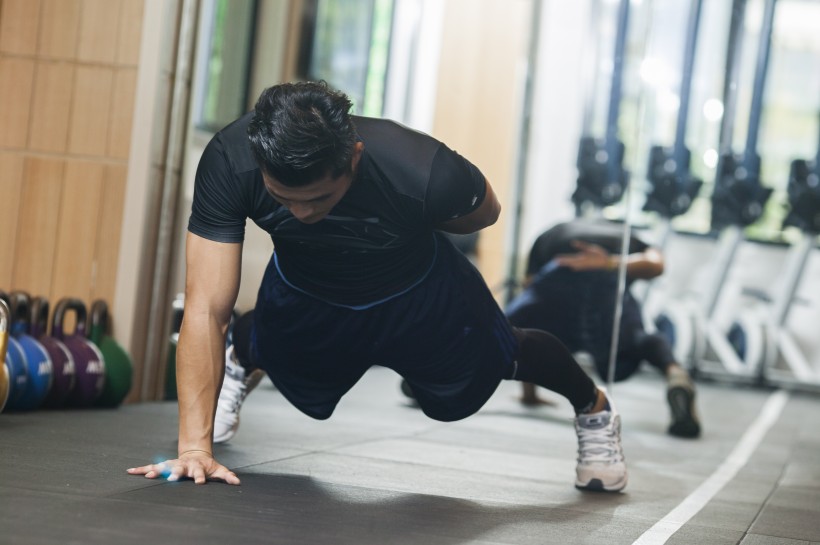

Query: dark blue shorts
left=250, top=234, right=518, bottom=421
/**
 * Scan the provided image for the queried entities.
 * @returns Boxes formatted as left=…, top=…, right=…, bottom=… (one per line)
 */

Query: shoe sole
left=575, top=474, right=628, bottom=493
left=667, top=386, right=701, bottom=438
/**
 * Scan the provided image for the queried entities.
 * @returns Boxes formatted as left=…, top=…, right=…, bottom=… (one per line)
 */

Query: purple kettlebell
left=52, top=298, right=105, bottom=407
left=31, top=297, right=77, bottom=408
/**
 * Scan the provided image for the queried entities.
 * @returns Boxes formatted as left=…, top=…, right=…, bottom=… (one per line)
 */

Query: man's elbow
left=487, top=200, right=501, bottom=226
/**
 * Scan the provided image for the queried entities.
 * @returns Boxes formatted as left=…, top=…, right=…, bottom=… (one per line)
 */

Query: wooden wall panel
left=108, top=68, right=138, bottom=159
left=28, top=62, right=75, bottom=153
left=12, top=158, right=65, bottom=296
left=91, top=164, right=127, bottom=304
left=50, top=160, right=105, bottom=303
left=67, top=66, right=114, bottom=156
left=37, top=0, right=81, bottom=60
left=77, top=0, right=120, bottom=64
left=117, top=0, right=145, bottom=66
left=0, top=58, right=35, bottom=148
left=0, top=153, right=25, bottom=287
left=0, top=0, right=42, bottom=55
left=0, top=0, right=144, bottom=395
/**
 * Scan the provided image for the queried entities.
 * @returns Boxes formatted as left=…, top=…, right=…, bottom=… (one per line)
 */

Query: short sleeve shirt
left=188, top=113, right=486, bottom=306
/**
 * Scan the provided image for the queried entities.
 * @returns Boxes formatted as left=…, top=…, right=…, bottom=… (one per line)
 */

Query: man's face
left=262, top=142, right=364, bottom=224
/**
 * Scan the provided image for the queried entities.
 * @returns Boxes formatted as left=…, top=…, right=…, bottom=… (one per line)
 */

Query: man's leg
left=509, top=328, right=627, bottom=492
left=633, top=332, right=701, bottom=438
left=214, top=311, right=266, bottom=443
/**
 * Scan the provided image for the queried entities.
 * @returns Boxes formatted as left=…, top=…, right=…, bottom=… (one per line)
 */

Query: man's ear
left=351, top=142, right=365, bottom=170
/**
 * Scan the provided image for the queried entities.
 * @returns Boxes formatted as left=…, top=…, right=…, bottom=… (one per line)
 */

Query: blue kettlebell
left=9, top=292, right=53, bottom=411
left=0, top=292, right=28, bottom=412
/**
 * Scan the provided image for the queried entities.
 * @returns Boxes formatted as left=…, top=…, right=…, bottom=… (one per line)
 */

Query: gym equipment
left=0, top=292, right=28, bottom=411
left=637, top=0, right=707, bottom=328
left=729, top=127, right=820, bottom=390
left=661, top=0, right=777, bottom=382
left=642, top=0, right=705, bottom=234
left=164, top=294, right=184, bottom=401
left=572, top=0, right=630, bottom=213
left=89, top=300, right=133, bottom=407
left=1, top=299, right=12, bottom=412
left=8, top=292, right=53, bottom=411
left=31, top=297, right=77, bottom=408
left=52, top=298, right=106, bottom=407
left=696, top=0, right=776, bottom=382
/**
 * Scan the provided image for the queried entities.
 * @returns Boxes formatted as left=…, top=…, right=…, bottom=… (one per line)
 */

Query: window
left=194, top=0, right=258, bottom=133
left=296, top=0, right=394, bottom=116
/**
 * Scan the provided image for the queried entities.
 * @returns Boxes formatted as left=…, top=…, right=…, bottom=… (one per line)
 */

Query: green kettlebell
left=89, top=300, right=133, bottom=407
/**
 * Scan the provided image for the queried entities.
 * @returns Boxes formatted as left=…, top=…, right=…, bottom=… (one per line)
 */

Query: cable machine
left=642, top=0, right=705, bottom=245
left=691, top=0, right=776, bottom=382
left=730, top=121, right=820, bottom=391
left=572, top=0, right=631, bottom=216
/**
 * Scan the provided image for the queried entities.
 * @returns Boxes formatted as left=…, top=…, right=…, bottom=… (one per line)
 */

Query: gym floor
left=1, top=367, right=819, bottom=545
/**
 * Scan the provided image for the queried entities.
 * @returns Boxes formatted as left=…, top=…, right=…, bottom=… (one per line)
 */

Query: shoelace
left=576, top=420, right=623, bottom=463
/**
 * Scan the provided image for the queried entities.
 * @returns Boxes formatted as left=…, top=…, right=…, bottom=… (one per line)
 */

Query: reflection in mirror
left=508, top=0, right=682, bottom=409
left=608, top=0, right=820, bottom=392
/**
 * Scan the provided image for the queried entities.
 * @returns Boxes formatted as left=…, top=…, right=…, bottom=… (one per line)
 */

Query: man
left=506, top=219, right=701, bottom=438
left=127, top=82, right=628, bottom=492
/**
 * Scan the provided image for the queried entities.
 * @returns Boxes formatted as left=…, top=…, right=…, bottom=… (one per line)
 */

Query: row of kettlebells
left=0, top=291, right=133, bottom=413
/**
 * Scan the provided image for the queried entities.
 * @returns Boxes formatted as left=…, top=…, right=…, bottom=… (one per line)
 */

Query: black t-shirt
left=525, top=219, right=649, bottom=276
left=188, top=113, right=486, bottom=306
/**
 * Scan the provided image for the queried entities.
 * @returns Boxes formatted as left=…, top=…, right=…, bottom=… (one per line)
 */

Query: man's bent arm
left=177, top=232, right=243, bottom=455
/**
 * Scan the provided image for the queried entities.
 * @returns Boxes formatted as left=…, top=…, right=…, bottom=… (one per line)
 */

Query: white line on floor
left=632, top=389, right=790, bottom=545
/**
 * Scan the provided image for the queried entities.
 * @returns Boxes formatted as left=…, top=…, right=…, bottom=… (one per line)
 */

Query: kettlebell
left=1, top=299, right=12, bottom=412
left=0, top=292, right=28, bottom=411
left=8, top=292, right=53, bottom=411
left=163, top=296, right=237, bottom=401
left=164, top=294, right=184, bottom=401
left=89, top=300, right=133, bottom=407
left=31, top=297, right=77, bottom=408
left=52, top=298, right=106, bottom=407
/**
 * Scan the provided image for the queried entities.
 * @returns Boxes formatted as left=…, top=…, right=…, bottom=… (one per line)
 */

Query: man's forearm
left=176, top=313, right=228, bottom=453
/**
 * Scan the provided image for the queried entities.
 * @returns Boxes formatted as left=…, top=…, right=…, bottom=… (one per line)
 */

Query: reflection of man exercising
left=506, top=219, right=701, bottom=438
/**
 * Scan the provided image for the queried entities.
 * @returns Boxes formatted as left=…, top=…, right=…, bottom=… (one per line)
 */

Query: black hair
left=247, top=81, right=357, bottom=186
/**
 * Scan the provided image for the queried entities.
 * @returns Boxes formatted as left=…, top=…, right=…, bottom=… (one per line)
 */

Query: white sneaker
left=574, top=393, right=628, bottom=492
left=213, top=346, right=265, bottom=444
